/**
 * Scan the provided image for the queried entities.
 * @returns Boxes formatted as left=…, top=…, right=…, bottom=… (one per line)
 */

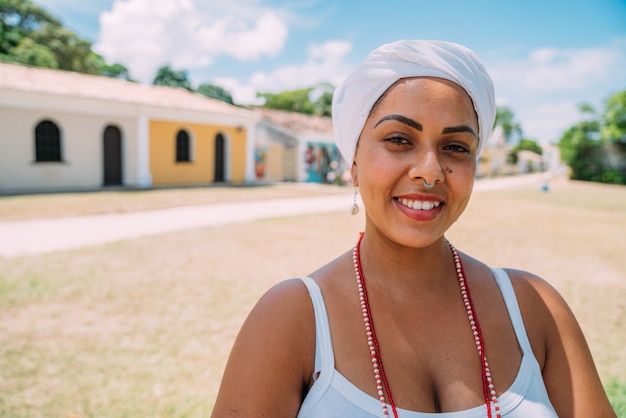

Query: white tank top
left=297, top=268, right=558, bottom=417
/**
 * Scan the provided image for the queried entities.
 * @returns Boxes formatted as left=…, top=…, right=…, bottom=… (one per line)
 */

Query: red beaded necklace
left=352, top=233, right=501, bottom=418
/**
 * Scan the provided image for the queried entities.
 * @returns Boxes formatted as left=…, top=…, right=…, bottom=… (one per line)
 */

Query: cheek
left=356, top=150, right=398, bottom=184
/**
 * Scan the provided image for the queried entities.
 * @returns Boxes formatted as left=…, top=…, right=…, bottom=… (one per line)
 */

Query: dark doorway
left=214, top=133, right=225, bottom=182
left=103, top=125, right=123, bottom=186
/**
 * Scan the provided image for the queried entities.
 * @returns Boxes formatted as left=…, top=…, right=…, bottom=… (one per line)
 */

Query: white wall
left=0, top=98, right=137, bottom=193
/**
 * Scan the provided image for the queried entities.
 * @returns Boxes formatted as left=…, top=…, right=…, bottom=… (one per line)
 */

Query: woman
left=211, top=40, right=616, bottom=417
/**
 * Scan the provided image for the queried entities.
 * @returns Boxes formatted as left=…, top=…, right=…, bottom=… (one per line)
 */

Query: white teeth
left=399, top=199, right=440, bottom=210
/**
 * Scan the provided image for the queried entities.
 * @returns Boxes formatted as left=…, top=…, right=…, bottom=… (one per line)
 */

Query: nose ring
left=422, top=179, right=436, bottom=189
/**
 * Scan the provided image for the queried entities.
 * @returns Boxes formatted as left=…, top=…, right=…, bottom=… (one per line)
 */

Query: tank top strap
left=299, top=277, right=335, bottom=378
left=489, top=267, right=534, bottom=357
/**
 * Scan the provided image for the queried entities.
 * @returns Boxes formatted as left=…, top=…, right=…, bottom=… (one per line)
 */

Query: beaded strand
left=354, top=248, right=398, bottom=417
left=448, top=241, right=501, bottom=418
left=352, top=233, right=501, bottom=418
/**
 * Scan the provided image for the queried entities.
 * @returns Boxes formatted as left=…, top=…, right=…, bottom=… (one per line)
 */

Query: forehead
left=369, top=77, right=477, bottom=122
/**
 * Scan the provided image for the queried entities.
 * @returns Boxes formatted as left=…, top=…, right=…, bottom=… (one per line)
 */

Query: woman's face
left=352, top=77, right=479, bottom=248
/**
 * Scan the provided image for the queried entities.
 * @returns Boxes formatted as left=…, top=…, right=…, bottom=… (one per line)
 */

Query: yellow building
left=0, top=62, right=259, bottom=194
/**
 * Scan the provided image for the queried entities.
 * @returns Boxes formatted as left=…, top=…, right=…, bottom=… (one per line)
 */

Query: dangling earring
left=351, top=188, right=360, bottom=215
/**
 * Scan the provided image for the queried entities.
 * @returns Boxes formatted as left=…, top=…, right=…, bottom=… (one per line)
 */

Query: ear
left=350, top=161, right=358, bottom=187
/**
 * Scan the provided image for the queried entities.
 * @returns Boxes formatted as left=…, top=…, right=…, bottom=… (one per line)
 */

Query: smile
left=397, top=198, right=441, bottom=211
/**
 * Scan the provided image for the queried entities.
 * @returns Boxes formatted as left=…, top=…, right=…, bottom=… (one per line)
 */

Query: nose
left=407, top=148, right=445, bottom=187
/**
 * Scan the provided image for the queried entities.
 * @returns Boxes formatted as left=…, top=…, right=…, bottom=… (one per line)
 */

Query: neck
left=356, top=231, right=457, bottom=298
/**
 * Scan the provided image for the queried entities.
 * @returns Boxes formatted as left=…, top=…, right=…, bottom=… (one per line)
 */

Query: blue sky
left=34, top=0, right=626, bottom=145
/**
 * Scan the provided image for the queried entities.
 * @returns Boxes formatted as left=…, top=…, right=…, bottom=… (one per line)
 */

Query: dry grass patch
left=0, top=179, right=624, bottom=417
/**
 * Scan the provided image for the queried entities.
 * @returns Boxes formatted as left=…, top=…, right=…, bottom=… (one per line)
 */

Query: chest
left=323, top=281, right=522, bottom=413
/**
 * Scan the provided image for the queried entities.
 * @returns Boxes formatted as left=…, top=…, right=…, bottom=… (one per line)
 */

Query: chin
left=383, top=228, right=446, bottom=249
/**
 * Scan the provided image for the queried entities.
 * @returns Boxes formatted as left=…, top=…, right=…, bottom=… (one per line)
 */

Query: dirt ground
left=0, top=178, right=624, bottom=417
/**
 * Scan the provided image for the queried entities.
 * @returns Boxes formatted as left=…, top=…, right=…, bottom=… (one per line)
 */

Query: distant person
left=212, top=40, right=616, bottom=417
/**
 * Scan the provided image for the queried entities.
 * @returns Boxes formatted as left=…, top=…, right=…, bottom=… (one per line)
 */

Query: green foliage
left=310, top=82, right=334, bottom=117
left=507, top=138, right=543, bottom=164
left=312, top=91, right=333, bottom=117
left=257, top=83, right=335, bottom=116
left=196, top=83, right=234, bottom=104
left=257, top=87, right=316, bottom=114
left=101, top=63, right=134, bottom=81
left=558, top=93, right=626, bottom=185
left=0, top=0, right=131, bottom=78
left=558, top=120, right=606, bottom=182
left=494, top=106, right=523, bottom=144
left=152, top=65, right=192, bottom=91
left=602, top=90, right=626, bottom=151
left=516, top=138, right=543, bottom=155
left=1, top=0, right=69, bottom=64
left=0, top=0, right=61, bottom=44
left=10, top=36, right=57, bottom=68
left=29, top=21, right=103, bottom=74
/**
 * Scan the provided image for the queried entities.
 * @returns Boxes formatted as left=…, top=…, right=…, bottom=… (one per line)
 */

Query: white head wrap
left=332, top=40, right=496, bottom=166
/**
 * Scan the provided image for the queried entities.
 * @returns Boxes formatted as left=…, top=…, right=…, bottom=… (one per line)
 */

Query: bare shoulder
left=235, top=277, right=316, bottom=359
left=503, top=269, right=616, bottom=417
left=252, top=277, right=315, bottom=321
left=503, top=268, right=560, bottom=300
left=503, top=268, right=572, bottom=322
left=211, top=278, right=316, bottom=417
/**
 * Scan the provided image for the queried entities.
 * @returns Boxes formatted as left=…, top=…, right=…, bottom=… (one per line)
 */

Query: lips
left=393, top=196, right=444, bottom=221
left=396, top=198, right=441, bottom=211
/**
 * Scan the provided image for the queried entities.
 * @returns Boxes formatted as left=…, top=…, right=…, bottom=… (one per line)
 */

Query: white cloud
left=520, top=101, right=583, bottom=144
left=486, top=38, right=626, bottom=144
left=94, top=0, right=289, bottom=83
left=488, top=39, right=626, bottom=95
left=215, top=40, right=353, bottom=104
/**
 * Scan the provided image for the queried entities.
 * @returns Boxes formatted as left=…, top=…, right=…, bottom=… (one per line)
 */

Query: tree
left=1, top=0, right=135, bottom=77
left=257, top=87, right=316, bottom=114
left=507, top=138, right=543, bottom=164
left=310, top=82, right=334, bottom=116
left=101, top=63, right=134, bottom=81
left=602, top=90, right=626, bottom=151
left=152, top=65, right=192, bottom=91
left=558, top=96, right=626, bottom=184
left=10, top=36, right=57, bottom=68
left=494, top=106, right=523, bottom=145
left=516, top=138, right=543, bottom=155
left=30, top=21, right=103, bottom=74
left=257, top=84, right=335, bottom=116
left=196, top=83, right=234, bottom=104
left=0, top=0, right=61, bottom=50
left=558, top=118, right=605, bottom=182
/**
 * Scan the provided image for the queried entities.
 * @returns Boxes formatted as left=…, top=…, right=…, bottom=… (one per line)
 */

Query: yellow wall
left=149, top=119, right=247, bottom=186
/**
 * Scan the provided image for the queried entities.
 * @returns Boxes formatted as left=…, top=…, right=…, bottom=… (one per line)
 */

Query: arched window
left=176, top=129, right=191, bottom=162
left=35, top=120, right=62, bottom=162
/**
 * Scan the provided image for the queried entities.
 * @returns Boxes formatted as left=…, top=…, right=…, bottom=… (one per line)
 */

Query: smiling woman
left=211, top=40, right=617, bottom=418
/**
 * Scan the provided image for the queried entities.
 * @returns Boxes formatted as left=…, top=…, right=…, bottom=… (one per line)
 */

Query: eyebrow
left=374, top=114, right=422, bottom=131
left=375, top=114, right=477, bottom=139
left=442, top=125, right=477, bottom=138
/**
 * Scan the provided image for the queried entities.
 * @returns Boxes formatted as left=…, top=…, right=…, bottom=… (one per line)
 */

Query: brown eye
left=385, top=136, right=411, bottom=145
left=444, top=144, right=470, bottom=153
